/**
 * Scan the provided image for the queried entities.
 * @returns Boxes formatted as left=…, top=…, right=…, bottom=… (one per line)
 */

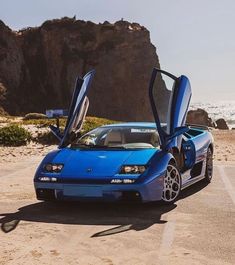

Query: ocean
left=190, top=100, right=235, bottom=129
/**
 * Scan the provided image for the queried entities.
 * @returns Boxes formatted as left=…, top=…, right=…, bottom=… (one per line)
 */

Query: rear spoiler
left=185, top=123, right=210, bottom=131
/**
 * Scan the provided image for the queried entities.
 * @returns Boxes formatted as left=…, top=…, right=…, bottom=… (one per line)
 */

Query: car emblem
left=86, top=168, right=92, bottom=173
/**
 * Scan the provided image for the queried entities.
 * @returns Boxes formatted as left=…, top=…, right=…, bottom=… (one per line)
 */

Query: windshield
left=72, top=126, right=160, bottom=150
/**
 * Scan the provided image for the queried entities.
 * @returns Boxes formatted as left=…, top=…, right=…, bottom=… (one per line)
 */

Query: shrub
left=22, top=117, right=67, bottom=127
left=24, top=113, right=47, bottom=120
left=36, top=131, right=60, bottom=145
left=0, top=125, right=31, bottom=146
left=82, top=116, right=117, bottom=135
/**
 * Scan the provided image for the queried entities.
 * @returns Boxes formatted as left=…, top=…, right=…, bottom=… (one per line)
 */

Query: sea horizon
left=190, top=100, right=235, bottom=128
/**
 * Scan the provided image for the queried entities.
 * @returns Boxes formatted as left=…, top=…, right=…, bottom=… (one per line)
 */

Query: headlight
left=119, top=165, right=147, bottom=174
left=43, top=163, right=64, bottom=173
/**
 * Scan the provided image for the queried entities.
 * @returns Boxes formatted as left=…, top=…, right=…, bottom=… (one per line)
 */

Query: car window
left=74, top=126, right=160, bottom=149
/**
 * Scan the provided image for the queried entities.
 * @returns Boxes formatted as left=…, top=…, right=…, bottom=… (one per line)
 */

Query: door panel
left=59, top=70, right=95, bottom=147
left=182, top=139, right=196, bottom=169
left=170, top=76, right=192, bottom=134
left=149, top=68, right=191, bottom=148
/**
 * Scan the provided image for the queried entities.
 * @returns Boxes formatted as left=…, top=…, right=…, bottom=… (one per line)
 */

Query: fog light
left=110, top=179, right=135, bottom=184
left=51, top=177, right=57, bottom=182
left=38, top=176, right=51, bottom=182
left=38, top=176, right=58, bottom=182
left=123, top=179, right=135, bottom=184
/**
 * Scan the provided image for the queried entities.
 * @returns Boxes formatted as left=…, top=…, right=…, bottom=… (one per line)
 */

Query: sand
left=212, top=129, right=235, bottom=164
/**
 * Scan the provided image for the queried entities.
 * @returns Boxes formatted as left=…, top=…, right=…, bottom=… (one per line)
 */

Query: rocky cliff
left=0, top=17, right=167, bottom=121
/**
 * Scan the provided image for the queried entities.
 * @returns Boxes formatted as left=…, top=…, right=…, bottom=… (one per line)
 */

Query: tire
left=204, top=147, right=213, bottom=183
left=161, top=161, right=182, bottom=204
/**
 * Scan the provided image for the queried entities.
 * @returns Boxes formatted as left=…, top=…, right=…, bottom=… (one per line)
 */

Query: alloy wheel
left=205, top=148, right=213, bottom=182
left=162, top=163, right=181, bottom=203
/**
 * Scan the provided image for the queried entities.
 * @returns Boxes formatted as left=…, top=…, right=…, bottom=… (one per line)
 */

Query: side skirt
left=181, top=174, right=205, bottom=190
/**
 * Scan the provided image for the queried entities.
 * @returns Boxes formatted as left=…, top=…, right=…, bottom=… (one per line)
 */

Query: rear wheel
left=204, top=148, right=213, bottom=183
left=161, top=162, right=181, bottom=204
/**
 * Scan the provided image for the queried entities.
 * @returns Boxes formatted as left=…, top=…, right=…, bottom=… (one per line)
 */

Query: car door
left=148, top=68, right=192, bottom=149
left=59, top=70, right=95, bottom=147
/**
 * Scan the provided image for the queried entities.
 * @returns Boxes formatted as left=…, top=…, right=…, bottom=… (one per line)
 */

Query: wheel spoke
left=162, top=164, right=181, bottom=202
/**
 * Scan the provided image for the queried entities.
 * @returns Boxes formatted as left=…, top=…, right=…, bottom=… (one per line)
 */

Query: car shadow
left=0, top=180, right=209, bottom=237
left=178, top=179, right=209, bottom=200
left=0, top=201, right=176, bottom=236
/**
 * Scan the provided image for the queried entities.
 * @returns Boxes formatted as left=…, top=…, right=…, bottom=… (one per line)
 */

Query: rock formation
left=215, top=118, right=229, bottom=130
left=186, top=108, right=214, bottom=127
left=0, top=17, right=168, bottom=121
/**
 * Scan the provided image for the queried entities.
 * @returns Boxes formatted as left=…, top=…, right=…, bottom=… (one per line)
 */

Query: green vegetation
left=35, top=116, right=117, bottom=145
left=82, top=116, right=116, bottom=135
left=0, top=116, right=118, bottom=146
left=0, top=124, right=31, bottom=146
left=21, top=116, right=116, bottom=130
left=36, top=131, right=59, bottom=145
left=22, top=118, right=63, bottom=127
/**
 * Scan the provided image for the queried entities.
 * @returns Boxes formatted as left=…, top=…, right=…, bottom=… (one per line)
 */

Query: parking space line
left=218, top=166, right=235, bottom=205
left=158, top=219, right=176, bottom=264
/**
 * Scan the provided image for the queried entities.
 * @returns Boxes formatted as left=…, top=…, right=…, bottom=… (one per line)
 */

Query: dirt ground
left=212, top=130, right=235, bottom=163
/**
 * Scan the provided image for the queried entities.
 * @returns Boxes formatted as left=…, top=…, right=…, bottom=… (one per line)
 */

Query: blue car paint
left=60, top=70, right=95, bottom=148
left=34, top=68, right=214, bottom=203
left=36, top=148, right=158, bottom=179
left=34, top=123, right=185, bottom=202
left=171, top=75, right=192, bottom=132
left=34, top=175, right=164, bottom=202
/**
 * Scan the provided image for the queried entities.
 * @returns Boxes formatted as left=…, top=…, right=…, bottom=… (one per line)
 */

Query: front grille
left=54, top=178, right=115, bottom=184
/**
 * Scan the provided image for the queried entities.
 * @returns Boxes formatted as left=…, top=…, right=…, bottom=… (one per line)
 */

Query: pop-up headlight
left=119, top=165, right=147, bottom=174
left=43, top=163, right=64, bottom=173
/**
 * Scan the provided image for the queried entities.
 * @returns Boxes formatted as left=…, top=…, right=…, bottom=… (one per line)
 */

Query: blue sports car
left=34, top=68, right=214, bottom=204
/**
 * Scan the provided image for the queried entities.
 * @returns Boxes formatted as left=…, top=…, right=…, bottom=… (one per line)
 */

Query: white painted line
left=218, top=166, right=235, bottom=205
left=158, top=219, right=176, bottom=264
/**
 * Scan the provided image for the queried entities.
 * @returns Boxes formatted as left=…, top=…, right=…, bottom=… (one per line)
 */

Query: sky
left=0, top=0, right=235, bottom=102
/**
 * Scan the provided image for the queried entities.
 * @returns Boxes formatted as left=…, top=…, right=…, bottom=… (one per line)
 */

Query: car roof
left=102, top=122, right=157, bottom=128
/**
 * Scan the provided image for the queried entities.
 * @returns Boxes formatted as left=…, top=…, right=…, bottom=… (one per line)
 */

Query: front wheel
left=204, top=148, right=213, bottom=183
left=161, top=162, right=181, bottom=204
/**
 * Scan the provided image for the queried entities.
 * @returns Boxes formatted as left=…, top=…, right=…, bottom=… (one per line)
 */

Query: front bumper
left=34, top=175, right=164, bottom=203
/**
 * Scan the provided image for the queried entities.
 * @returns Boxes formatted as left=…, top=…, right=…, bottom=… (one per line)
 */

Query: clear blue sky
left=1, top=0, right=235, bottom=102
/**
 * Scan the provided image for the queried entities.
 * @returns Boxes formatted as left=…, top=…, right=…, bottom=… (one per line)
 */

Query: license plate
left=63, top=185, right=102, bottom=197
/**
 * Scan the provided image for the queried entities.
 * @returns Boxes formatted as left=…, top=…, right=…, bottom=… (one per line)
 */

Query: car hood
left=51, top=148, right=158, bottom=178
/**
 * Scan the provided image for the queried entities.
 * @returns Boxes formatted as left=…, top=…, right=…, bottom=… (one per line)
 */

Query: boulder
left=186, top=108, right=213, bottom=127
left=215, top=118, right=229, bottom=130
